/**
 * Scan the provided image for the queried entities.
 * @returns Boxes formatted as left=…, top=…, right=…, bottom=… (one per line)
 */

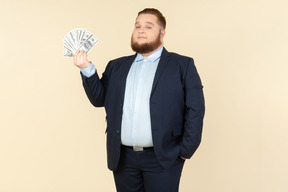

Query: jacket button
left=116, top=130, right=120, bottom=134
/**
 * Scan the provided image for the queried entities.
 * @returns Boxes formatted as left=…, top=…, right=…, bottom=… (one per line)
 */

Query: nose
left=138, top=28, right=144, bottom=33
left=137, top=26, right=147, bottom=33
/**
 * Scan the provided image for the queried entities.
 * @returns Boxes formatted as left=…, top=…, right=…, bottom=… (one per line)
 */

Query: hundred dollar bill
left=78, top=28, right=86, bottom=46
left=79, top=30, right=91, bottom=48
left=63, top=39, right=76, bottom=53
left=64, top=37, right=76, bottom=53
left=63, top=46, right=73, bottom=57
left=78, top=34, right=98, bottom=53
left=69, top=29, right=79, bottom=48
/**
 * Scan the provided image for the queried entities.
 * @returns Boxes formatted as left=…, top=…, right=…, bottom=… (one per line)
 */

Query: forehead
left=135, top=14, right=159, bottom=25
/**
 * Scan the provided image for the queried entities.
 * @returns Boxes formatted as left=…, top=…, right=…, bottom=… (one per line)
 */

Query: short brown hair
left=137, top=8, right=166, bottom=29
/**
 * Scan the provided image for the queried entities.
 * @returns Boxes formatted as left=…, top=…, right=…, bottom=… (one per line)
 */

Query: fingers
left=73, top=50, right=80, bottom=65
left=180, top=156, right=186, bottom=160
left=79, top=50, right=87, bottom=63
left=73, top=50, right=89, bottom=68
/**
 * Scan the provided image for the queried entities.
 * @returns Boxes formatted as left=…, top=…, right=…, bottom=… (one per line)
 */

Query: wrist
left=80, top=63, right=96, bottom=77
left=80, top=61, right=91, bottom=69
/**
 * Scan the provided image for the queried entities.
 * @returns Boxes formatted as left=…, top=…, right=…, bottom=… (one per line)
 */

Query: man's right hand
left=73, top=50, right=91, bottom=69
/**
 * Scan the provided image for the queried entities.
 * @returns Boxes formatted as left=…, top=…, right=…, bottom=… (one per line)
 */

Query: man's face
left=131, top=13, right=165, bottom=55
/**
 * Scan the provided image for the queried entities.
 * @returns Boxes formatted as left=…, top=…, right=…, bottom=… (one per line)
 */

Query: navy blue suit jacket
left=81, top=48, right=205, bottom=171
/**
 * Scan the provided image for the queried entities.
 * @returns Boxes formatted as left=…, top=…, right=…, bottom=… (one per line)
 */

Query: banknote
left=79, top=34, right=98, bottom=52
left=63, top=28, right=98, bottom=57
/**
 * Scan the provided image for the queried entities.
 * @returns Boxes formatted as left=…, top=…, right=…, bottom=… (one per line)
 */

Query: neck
left=141, top=45, right=163, bottom=58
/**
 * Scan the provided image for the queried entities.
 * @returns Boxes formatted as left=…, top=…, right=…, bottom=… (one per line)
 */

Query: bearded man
left=73, top=8, right=205, bottom=192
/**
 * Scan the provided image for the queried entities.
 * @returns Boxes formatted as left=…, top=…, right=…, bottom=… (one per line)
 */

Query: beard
left=131, top=33, right=162, bottom=54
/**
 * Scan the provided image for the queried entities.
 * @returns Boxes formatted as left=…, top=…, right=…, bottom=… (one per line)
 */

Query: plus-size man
left=73, top=8, right=205, bottom=192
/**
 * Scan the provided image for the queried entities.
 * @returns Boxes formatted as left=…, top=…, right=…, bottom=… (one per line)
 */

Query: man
left=73, top=8, right=205, bottom=192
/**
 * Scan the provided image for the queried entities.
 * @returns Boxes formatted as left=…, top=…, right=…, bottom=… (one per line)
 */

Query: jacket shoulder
left=104, top=54, right=136, bottom=72
left=168, top=52, right=194, bottom=63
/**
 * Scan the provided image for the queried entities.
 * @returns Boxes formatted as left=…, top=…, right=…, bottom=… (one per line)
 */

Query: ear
left=160, top=30, right=166, bottom=43
left=160, top=29, right=166, bottom=38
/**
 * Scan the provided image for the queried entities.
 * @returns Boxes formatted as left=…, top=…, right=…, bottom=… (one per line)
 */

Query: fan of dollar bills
left=63, top=28, right=99, bottom=57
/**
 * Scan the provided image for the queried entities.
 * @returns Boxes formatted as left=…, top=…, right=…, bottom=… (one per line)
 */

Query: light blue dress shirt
left=81, top=47, right=163, bottom=147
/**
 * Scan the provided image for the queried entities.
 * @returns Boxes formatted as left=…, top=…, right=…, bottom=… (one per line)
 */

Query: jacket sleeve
left=81, top=61, right=112, bottom=107
left=180, top=58, right=205, bottom=159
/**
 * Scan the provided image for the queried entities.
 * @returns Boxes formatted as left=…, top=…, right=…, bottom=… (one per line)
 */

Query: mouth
left=137, top=36, right=147, bottom=39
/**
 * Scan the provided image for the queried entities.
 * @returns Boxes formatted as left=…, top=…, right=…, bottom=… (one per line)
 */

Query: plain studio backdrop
left=0, top=0, right=287, bottom=191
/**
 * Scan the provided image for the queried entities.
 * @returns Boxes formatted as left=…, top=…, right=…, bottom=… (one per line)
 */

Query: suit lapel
left=151, top=48, right=170, bottom=95
left=119, top=54, right=136, bottom=102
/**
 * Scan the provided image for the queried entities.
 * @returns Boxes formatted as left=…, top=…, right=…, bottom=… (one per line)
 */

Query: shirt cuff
left=80, top=63, right=96, bottom=77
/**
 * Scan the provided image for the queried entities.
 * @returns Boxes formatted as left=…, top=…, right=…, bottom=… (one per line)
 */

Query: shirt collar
left=135, top=47, right=164, bottom=63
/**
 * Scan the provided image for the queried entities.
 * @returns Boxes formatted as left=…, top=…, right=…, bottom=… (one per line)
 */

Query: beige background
left=1, top=0, right=287, bottom=191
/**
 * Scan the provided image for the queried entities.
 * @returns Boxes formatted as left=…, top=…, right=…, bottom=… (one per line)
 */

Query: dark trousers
left=113, top=145, right=185, bottom=192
